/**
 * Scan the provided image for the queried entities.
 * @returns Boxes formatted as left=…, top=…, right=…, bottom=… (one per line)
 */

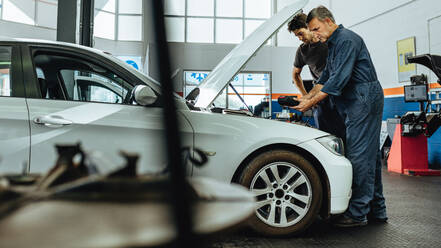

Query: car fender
left=180, top=110, right=329, bottom=182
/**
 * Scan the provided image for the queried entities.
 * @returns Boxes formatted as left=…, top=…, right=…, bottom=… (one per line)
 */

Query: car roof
left=0, top=37, right=109, bottom=55
left=0, top=36, right=164, bottom=93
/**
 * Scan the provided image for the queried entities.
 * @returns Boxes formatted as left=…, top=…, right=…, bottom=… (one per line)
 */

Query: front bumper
left=298, top=139, right=352, bottom=214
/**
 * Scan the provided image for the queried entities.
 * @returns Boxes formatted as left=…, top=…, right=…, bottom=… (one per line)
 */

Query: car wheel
left=239, top=149, right=322, bottom=236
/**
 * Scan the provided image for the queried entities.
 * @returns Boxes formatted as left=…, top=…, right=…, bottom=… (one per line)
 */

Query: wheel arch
left=231, top=143, right=331, bottom=219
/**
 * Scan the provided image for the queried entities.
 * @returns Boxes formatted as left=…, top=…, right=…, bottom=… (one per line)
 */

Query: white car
left=0, top=0, right=351, bottom=236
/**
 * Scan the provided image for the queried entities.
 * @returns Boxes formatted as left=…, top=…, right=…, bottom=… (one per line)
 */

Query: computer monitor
left=404, top=84, right=428, bottom=102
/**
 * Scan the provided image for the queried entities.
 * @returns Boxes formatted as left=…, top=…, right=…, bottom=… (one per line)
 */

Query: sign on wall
left=397, top=37, right=416, bottom=83
left=116, top=56, right=143, bottom=72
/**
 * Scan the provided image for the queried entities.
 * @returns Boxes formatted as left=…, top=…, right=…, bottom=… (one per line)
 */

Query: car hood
left=193, top=0, right=308, bottom=108
left=182, top=109, right=329, bottom=148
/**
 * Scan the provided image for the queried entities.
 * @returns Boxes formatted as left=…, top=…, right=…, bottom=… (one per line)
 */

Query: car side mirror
left=133, top=85, right=158, bottom=106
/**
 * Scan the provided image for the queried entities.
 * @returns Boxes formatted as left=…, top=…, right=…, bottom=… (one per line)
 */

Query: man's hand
left=293, top=97, right=315, bottom=112
left=294, top=90, right=329, bottom=112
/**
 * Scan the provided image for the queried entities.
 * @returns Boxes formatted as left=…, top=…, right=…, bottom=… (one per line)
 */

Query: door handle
left=33, top=115, right=73, bottom=127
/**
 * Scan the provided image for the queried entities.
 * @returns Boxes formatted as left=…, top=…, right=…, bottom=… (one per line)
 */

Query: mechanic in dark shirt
left=294, top=6, right=387, bottom=227
left=288, top=13, right=345, bottom=141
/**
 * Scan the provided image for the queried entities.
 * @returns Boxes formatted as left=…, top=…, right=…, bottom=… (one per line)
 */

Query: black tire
left=239, top=149, right=322, bottom=236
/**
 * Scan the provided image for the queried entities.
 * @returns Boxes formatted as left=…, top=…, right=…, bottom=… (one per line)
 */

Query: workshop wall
left=333, top=0, right=441, bottom=168
left=0, top=19, right=56, bottom=40
left=0, top=20, right=143, bottom=65
left=277, top=0, right=330, bottom=47
left=94, top=39, right=144, bottom=57
left=333, top=0, right=438, bottom=90
left=332, top=0, right=416, bottom=28
left=147, top=0, right=333, bottom=96
left=148, top=42, right=302, bottom=96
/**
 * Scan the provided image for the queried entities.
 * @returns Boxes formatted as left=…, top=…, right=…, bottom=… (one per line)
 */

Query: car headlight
left=316, top=135, right=345, bottom=156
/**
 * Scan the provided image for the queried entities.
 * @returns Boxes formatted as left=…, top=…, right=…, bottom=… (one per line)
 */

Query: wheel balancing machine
left=388, top=54, right=441, bottom=176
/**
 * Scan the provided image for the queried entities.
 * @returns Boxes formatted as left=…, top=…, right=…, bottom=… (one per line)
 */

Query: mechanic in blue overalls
left=294, top=6, right=387, bottom=227
left=288, top=13, right=346, bottom=142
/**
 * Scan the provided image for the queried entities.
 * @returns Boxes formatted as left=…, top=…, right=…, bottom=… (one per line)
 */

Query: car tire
left=239, top=149, right=322, bottom=236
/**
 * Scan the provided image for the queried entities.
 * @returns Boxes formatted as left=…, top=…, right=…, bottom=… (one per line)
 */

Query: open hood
left=192, top=0, right=308, bottom=108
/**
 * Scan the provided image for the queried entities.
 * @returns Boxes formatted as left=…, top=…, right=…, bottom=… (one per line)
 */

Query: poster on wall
left=116, top=56, right=143, bottom=72
left=397, top=37, right=416, bottom=83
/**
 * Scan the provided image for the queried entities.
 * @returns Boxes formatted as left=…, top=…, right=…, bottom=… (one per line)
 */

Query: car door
left=0, top=44, right=30, bottom=174
left=22, top=44, right=194, bottom=174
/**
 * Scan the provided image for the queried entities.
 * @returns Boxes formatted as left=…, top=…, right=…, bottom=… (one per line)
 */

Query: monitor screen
left=404, top=84, right=428, bottom=102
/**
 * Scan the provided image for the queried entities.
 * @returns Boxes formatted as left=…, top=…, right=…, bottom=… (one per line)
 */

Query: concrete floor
left=207, top=167, right=441, bottom=248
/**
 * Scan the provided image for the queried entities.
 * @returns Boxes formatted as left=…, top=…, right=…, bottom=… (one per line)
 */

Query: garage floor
left=207, top=167, right=441, bottom=248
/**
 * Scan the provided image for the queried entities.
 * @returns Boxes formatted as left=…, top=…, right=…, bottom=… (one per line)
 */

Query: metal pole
left=150, top=1, right=197, bottom=247
left=57, top=0, right=77, bottom=43
left=80, top=0, right=94, bottom=47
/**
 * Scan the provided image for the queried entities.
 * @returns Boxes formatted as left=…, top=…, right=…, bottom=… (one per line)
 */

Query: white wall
left=0, top=17, right=143, bottom=57
left=334, top=0, right=441, bottom=88
left=277, top=0, right=330, bottom=47
left=428, top=15, right=441, bottom=82
left=0, top=0, right=143, bottom=58
left=94, top=38, right=143, bottom=56
left=429, top=15, right=441, bottom=54
left=0, top=19, right=56, bottom=40
left=332, top=0, right=415, bottom=27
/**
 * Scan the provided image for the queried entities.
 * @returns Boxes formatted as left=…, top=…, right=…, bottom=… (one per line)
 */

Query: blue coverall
left=314, top=97, right=346, bottom=143
left=317, top=25, right=387, bottom=221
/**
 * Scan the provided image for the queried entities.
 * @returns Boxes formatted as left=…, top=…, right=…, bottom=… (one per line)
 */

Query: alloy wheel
left=250, top=162, right=312, bottom=227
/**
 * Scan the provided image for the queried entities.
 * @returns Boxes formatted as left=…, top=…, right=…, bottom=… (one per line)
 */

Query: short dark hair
left=306, top=6, right=335, bottom=24
left=287, top=13, right=307, bottom=32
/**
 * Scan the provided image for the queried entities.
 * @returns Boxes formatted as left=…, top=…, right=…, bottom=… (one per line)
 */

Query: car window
left=0, top=47, right=13, bottom=97
left=33, top=53, right=133, bottom=104
left=60, top=70, right=128, bottom=104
